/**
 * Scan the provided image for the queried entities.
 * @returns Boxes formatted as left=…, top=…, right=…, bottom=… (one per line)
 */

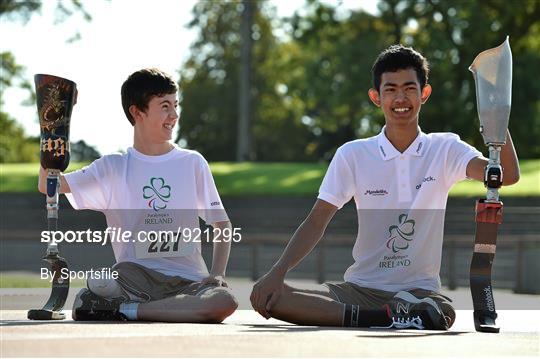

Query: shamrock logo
left=143, top=177, right=171, bottom=211
left=386, top=213, right=415, bottom=253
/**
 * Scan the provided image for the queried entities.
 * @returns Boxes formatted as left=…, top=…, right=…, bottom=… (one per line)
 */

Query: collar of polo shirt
left=377, top=126, right=428, bottom=161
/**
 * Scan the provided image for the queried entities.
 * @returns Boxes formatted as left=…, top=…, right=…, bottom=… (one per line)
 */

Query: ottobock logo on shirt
left=143, top=177, right=171, bottom=212
left=364, top=189, right=389, bottom=196
left=415, top=176, right=436, bottom=190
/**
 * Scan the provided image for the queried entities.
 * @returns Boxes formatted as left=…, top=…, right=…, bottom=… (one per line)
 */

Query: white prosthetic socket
left=86, top=278, right=139, bottom=320
left=87, top=277, right=126, bottom=300
left=87, top=274, right=140, bottom=320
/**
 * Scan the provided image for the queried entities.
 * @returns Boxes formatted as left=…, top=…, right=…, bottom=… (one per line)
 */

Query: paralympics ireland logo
left=143, top=177, right=171, bottom=211
left=386, top=213, right=416, bottom=253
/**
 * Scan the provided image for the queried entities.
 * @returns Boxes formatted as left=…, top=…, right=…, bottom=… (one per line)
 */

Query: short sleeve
left=195, top=155, right=229, bottom=225
left=445, top=135, right=483, bottom=186
left=318, top=148, right=355, bottom=209
left=64, top=157, right=111, bottom=211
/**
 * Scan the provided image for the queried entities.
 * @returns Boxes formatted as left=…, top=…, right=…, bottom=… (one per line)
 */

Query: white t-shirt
left=65, top=145, right=229, bottom=281
left=318, top=127, right=482, bottom=292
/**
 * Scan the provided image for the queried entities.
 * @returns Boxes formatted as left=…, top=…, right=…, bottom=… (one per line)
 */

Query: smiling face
left=130, top=93, right=179, bottom=143
left=368, top=68, right=432, bottom=130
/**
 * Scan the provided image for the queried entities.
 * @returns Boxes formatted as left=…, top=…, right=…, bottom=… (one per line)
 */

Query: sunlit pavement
left=1, top=279, right=539, bottom=357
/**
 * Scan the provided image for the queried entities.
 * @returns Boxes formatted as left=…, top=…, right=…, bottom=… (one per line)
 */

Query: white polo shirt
left=64, top=145, right=229, bottom=281
left=318, top=127, right=481, bottom=292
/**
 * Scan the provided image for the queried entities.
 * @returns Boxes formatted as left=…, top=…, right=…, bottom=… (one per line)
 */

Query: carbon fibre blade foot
left=27, top=254, right=70, bottom=321
left=474, top=311, right=500, bottom=333
left=27, top=309, right=65, bottom=320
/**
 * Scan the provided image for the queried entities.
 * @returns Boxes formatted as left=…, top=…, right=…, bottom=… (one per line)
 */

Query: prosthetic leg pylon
left=27, top=170, right=70, bottom=320
left=469, top=146, right=503, bottom=333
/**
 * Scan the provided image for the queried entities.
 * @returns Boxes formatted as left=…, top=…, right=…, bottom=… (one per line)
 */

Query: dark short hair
left=371, top=45, right=429, bottom=91
left=121, top=68, right=178, bottom=125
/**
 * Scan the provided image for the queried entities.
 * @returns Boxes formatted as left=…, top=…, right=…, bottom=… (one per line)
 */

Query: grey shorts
left=324, top=281, right=455, bottom=317
left=88, top=262, right=216, bottom=303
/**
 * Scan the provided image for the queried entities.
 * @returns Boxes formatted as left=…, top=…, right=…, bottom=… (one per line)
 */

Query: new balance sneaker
left=383, top=291, right=449, bottom=330
left=439, top=301, right=456, bottom=328
left=72, top=288, right=126, bottom=321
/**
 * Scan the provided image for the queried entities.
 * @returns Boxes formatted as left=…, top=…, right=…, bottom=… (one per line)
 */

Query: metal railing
left=239, top=233, right=540, bottom=294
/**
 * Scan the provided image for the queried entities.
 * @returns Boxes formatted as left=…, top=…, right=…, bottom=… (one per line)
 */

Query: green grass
left=1, top=160, right=538, bottom=196
left=450, top=159, right=540, bottom=196
left=211, top=162, right=326, bottom=196
left=0, top=272, right=86, bottom=288
left=0, top=162, right=87, bottom=192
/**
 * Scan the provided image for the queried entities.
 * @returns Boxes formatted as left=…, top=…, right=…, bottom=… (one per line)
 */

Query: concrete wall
left=1, top=194, right=538, bottom=292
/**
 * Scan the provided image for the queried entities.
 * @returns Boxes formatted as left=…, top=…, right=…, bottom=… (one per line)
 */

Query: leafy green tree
left=283, top=1, right=392, bottom=160
left=70, top=140, right=100, bottom=162
left=178, top=1, right=314, bottom=161
left=0, top=0, right=40, bottom=22
left=0, top=51, right=32, bottom=105
left=285, top=0, right=540, bottom=159
left=0, top=113, right=40, bottom=162
left=179, top=0, right=539, bottom=161
left=0, top=52, right=38, bottom=162
left=377, top=0, right=540, bottom=157
left=0, top=0, right=93, bottom=163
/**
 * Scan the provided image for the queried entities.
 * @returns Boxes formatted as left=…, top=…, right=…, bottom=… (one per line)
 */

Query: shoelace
left=370, top=316, right=425, bottom=330
left=391, top=316, right=424, bottom=329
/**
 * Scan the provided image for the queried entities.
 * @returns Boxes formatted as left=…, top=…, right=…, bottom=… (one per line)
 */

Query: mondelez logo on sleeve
left=143, top=177, right=171, bottom=211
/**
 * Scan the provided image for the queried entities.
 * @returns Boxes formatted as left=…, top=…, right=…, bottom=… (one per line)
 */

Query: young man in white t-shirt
left=38, top=68, right=238, bottom=322
left=250, top=45, right=520, bottom=330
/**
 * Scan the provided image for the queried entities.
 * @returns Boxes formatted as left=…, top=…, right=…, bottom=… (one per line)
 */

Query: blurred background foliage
left=0, top=0, right=95, bottom=163
left=178, top=0, right=540, bottom=162
left=2, top=0, right=539, bottom=163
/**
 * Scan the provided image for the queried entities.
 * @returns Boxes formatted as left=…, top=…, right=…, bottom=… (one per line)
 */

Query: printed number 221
left=147, top=233, right=179, bottom=253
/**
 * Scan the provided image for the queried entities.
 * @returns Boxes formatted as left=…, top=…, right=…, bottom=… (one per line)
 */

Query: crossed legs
left=264, top=283, right=344, bottom=326
left=87, top=276, right=238, bottom=323
left=136, top=286, right=238, bottom=323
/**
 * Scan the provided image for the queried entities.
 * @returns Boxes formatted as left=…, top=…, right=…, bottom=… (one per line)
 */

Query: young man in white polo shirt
left=250, top=45, right=520, bottom=330
left=38, top=68, right=238, bottom=322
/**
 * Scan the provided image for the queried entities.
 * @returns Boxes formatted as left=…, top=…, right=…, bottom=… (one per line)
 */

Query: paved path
left=1, top=279, right=539, bottom=357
